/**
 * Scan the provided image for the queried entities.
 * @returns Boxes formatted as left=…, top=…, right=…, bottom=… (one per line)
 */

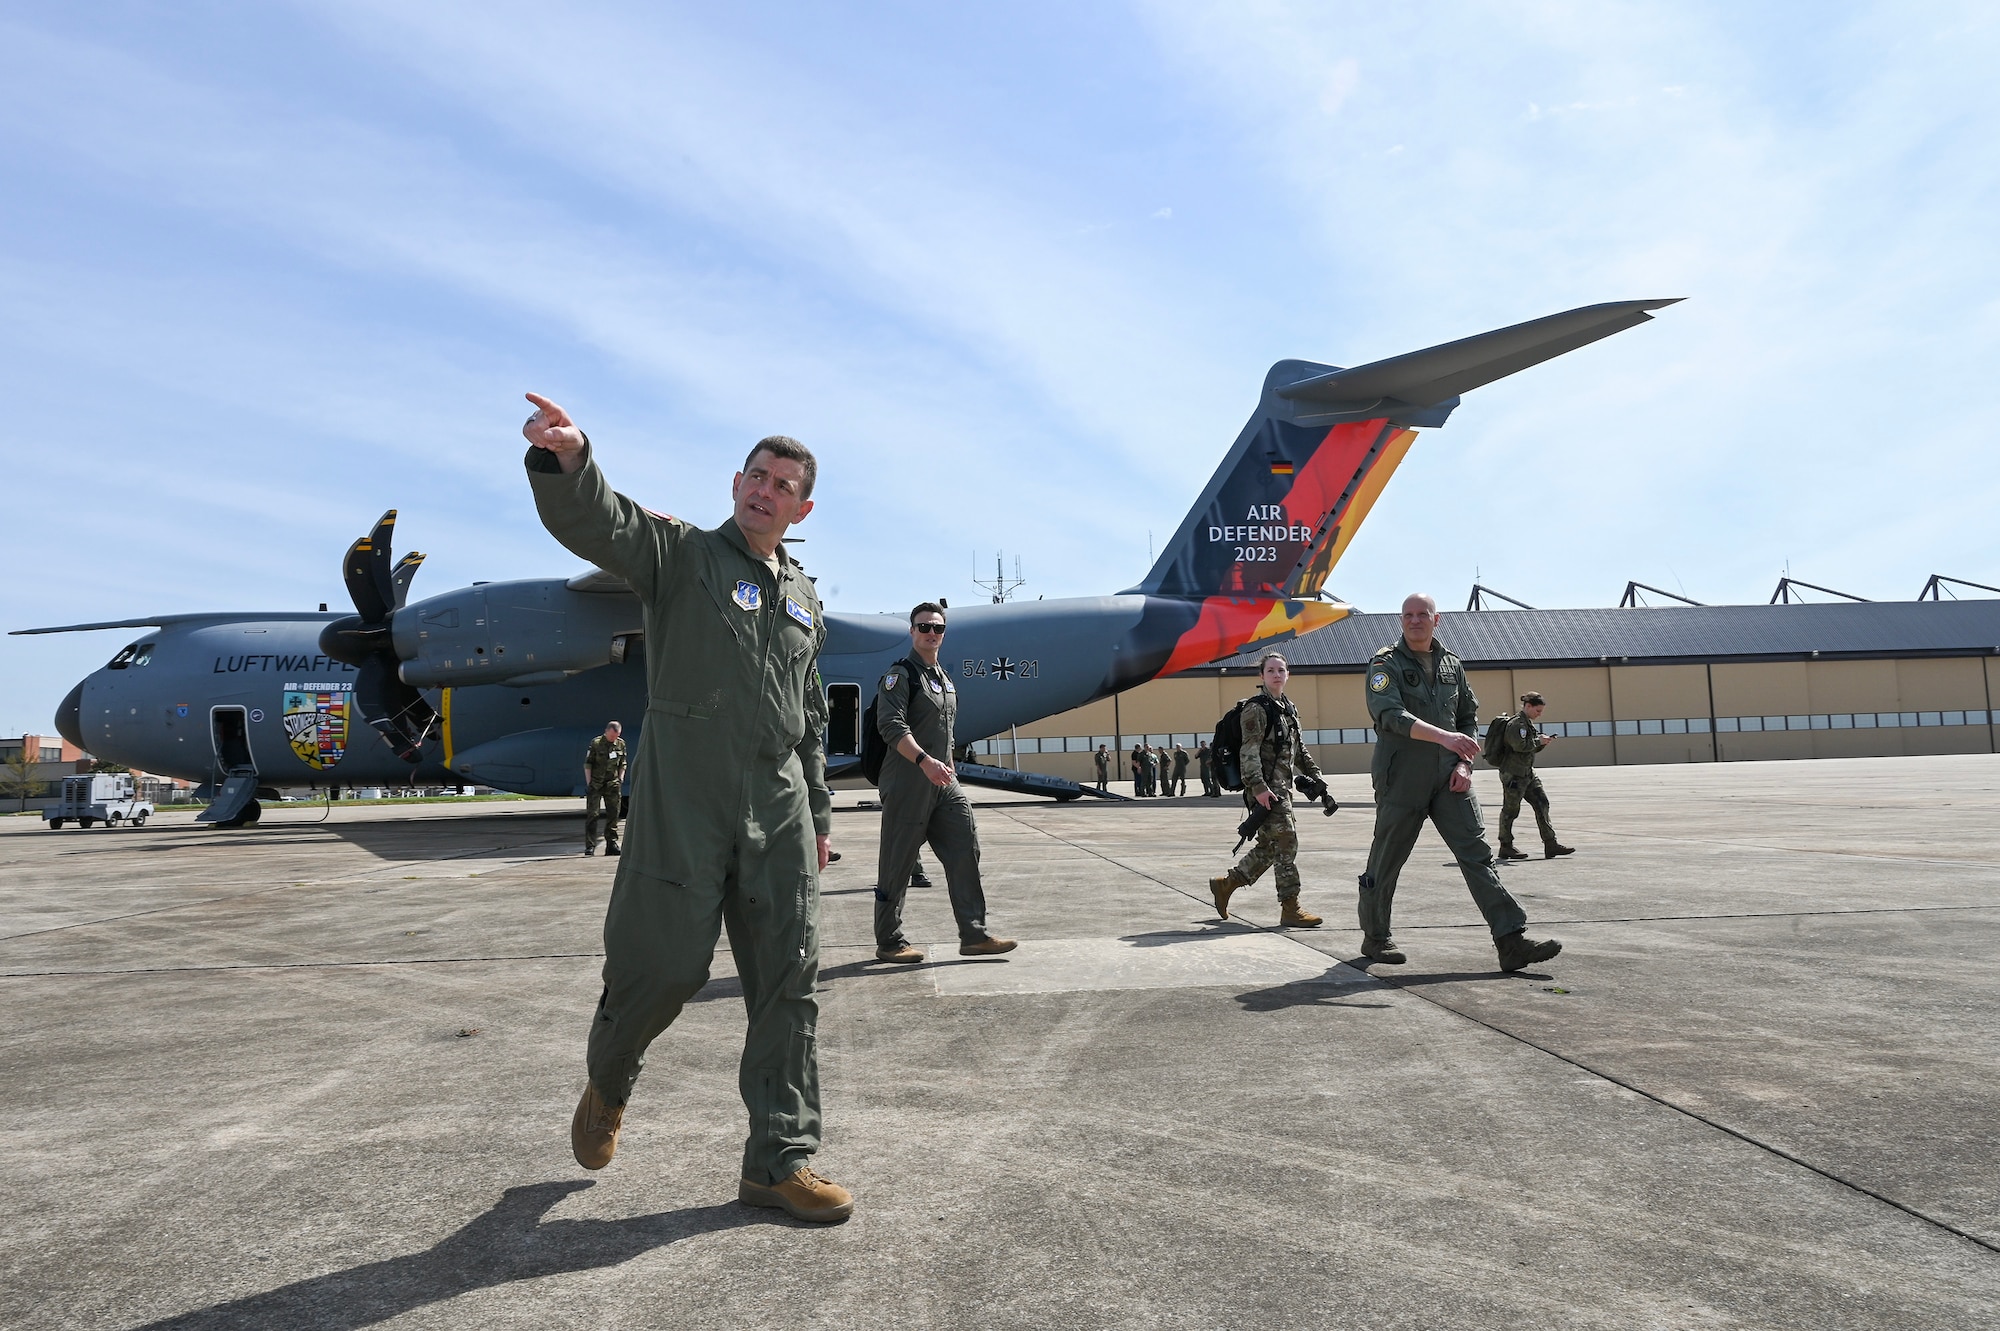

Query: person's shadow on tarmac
left=133, top=1179, right=773, bottom=1330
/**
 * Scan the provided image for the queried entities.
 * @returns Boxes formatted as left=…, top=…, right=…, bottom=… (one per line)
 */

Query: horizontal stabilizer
left=1130, top=298, right=1679, bottom=601
left=1278, top=299, right=1682, bottom=413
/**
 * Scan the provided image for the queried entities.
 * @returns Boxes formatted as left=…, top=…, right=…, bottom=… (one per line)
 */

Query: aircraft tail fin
left=1128, top=299, right=1679, bottom=600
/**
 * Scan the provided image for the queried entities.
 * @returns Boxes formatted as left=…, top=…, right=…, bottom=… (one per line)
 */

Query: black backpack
left=1480, top=714, right=1514, bottom=767
left=1210, top=694, right=1281, bottom=792
left=860, top=660, right=921, bottom=786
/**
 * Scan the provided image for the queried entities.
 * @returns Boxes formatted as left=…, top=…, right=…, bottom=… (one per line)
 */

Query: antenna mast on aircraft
left=973, top=552, right=1027, bottom=604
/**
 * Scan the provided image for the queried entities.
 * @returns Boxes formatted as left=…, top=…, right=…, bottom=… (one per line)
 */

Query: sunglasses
left=913, top=622, right=947, bottom=634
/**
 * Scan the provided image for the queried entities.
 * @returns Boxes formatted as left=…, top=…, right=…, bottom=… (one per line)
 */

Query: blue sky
left=6, top=1, right=1998, bottom=735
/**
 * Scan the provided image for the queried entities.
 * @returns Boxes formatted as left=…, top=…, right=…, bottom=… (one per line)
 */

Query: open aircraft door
left=825, top=682, right=861, bottom=757
left=197, top=705, right=262, bottom=827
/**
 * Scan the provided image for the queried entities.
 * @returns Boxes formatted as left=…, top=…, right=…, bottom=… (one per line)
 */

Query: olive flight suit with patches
left=1497, top=713, right=1561, bottom=853
left=1359, top=638, right=1528, bottom=946
left=528, top=440, right=832, bottom=1187
left=1229, top=688, right=1322, bottom=902
left=874, top=654, right=991, bottom=947
left=583, top=733, right=627, bottom=852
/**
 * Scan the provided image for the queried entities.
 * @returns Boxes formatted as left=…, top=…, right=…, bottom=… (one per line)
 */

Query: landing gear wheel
left=241, top=799, right=263, bottom=825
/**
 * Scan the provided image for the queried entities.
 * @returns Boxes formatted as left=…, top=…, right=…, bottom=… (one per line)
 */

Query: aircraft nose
left=55, top=679, right=85, bottom=751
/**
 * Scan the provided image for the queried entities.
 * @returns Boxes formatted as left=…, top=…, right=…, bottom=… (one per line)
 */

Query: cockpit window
left=107, top=642, right=140, bottom=670
left=132, top=642, right=155, bottom=666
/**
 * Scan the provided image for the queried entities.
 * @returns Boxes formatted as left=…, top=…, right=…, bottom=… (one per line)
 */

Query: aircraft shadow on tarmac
left=131, top=1179, right=772, bottom=1331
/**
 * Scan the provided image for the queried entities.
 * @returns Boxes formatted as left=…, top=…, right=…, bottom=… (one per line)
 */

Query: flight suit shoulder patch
left=1368, top=668, right=1393, bottom=693
left=883, top=671, right=901, bottom=691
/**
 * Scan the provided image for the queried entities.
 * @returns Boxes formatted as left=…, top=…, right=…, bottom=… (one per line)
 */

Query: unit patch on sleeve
left=733, top=580, right=761, bottom=610
left=883, top=671, right=901, bottom=692
left=1368, top=669, right=1392, bottom=693
left=785, top=596, right=813, bottom=628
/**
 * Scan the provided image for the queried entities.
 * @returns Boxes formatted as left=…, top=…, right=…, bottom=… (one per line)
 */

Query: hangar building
left=971, top=600, right=2000, bottom=779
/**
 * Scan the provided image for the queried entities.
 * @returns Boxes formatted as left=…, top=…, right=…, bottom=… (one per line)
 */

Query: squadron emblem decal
left=1368, top=669, right=1391, bottom=693
left=733, top=580, right=761, bottom=610
left=282, top=683, right=351, bottom=770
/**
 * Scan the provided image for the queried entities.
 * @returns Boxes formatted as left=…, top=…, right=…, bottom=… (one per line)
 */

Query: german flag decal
left=1268, top=460, right=1294, bottom=475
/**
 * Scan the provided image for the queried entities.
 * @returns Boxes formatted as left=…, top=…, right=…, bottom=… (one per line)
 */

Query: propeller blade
left=342, top=510, right=399, bottom=625
left=391, top=552, right=426, bottom=609
left=354, top=654, right=438, bottom=764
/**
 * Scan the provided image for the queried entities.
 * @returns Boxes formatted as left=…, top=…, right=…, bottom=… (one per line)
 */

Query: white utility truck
left=46, top=773, right=154, bottom=829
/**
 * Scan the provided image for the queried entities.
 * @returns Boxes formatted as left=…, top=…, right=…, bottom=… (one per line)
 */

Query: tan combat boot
left=959, top=935, right=1018, bottom=956
left=1279, top=897, right=1323, bottom=928
left=570, top=1081, right=624, bottom=1170
left=1209, top=870, right=1247, bottom=919
left=739, top=1164, right=855, bottom=1223
left=875, top=940, right=925, bottom=964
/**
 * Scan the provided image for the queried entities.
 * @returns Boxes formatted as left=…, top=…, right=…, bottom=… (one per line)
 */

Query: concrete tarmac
left=2, top=755, right=1996, bottom=1329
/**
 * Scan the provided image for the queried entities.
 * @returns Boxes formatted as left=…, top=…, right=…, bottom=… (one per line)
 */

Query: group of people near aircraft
left=523, top=396, right=1569, bottom=1227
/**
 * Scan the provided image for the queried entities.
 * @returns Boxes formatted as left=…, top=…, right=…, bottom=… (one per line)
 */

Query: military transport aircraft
left=18, top=299, right=1676, bottom=826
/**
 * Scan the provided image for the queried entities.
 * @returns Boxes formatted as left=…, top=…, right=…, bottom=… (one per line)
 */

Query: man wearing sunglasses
left=873, top=603, right=1017, bottom=964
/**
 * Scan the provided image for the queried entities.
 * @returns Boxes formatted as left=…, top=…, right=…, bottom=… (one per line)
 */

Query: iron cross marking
left=989, top=657, right=1017, bottom=681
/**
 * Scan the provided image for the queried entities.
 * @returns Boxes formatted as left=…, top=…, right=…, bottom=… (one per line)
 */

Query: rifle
left=1232, top=801, right=1272, bottom=853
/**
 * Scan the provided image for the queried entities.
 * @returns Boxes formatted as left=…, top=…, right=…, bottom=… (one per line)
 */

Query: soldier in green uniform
left=1171, top=743, right=1189, bottom=796
left=521, top=392, right=852, bottom=1224
left=1094, top=744, right=1112, bottom=792
left=1209, top=652, right=1325, bottom=929
left=1357, top=594, right=1562, bottom=972
left=872, top=602, right=1017, bottom=964
left=1197, top=740, right=1218, bottom=797
left=1497, top=691, right=1575, bottom=861
left=582, top=720, right=627, bottom=856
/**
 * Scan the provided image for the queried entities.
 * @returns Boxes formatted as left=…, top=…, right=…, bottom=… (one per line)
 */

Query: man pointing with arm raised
left=522, top=391, right=850, bottom=1223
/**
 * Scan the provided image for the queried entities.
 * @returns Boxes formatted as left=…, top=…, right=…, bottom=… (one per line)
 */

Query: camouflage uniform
left=583, top=732, right=627, bottom=852
left=1359, top=637, right=1528, bottom=947
left=528, top=438, right=831, bottom=1187
left=1496, top=713, right=1560, bottom=853
left=1229, top=689, right=1322, bottom=902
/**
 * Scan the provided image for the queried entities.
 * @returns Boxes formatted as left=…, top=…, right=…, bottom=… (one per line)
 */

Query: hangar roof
left=1210, top=600, right=2000, bottom=672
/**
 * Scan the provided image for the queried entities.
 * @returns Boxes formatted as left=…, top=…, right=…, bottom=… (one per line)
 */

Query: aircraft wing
left=11, top=612, right=337, bottom=635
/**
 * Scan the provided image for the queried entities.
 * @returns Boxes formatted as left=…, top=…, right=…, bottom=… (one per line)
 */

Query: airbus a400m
left=18, top=299, right=1676, bottom=826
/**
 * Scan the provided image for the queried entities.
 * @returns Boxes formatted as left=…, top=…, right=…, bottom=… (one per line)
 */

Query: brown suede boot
left=1210, top=870, right=1246, bottom=919
left=1279, top=897, right=1322, bottom=928
left=739, top=1164, right=855, bottom=1223
left=570, top=1081, right=624, bottom=1171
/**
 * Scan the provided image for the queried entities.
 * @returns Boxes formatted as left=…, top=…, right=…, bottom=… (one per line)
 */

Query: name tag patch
left=733, top=580, right=761, bottom=610
left=785, top=596, right=813, bottom=628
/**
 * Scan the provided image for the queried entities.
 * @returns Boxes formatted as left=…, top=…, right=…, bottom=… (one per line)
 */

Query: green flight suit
left=527, top=440, right=832, bottom=1186
left=1496, top=713, right=1560, bottom=852
left=874, top=654, right=991, bottom=946
left=1360, top=637, right=1528, bottom=945
left=1230, top=688, right=1322, bottom=901
left=583, top=733, right=627, bottom=851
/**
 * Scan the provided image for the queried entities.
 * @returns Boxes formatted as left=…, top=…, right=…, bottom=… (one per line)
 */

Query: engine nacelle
left=392, top=576, right=642, bottom=688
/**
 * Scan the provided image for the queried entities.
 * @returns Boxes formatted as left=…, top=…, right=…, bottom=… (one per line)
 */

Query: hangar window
left=1919, top=712, right=1942, bottom=727
left=1689, top=718, right=1711, bottom=733
left=1854, top=713, right=1877, bottom=728
left=1830, top=714, right=1853, bottom=729
left=1944, top=711, right=1965, bottom=726
left=1663, top=719, right=1687, bottom=734
left=1615, top=720, right=1638, bottom=736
